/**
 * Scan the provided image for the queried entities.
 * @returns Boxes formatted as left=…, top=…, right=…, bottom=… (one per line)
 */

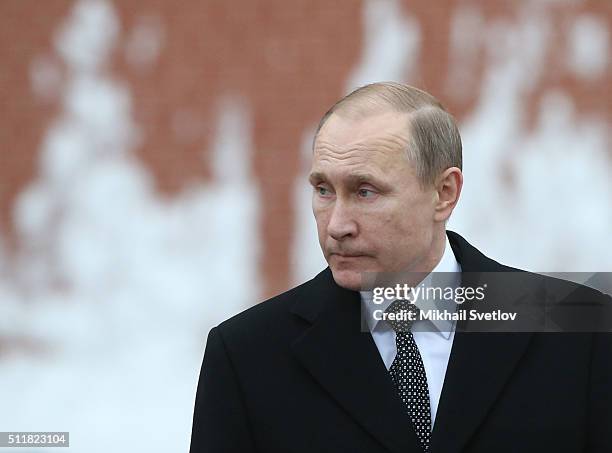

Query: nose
left=327, top=201, right=358, bottom=241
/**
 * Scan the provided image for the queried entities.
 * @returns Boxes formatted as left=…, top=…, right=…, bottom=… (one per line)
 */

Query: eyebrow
left=308, top=172, right=327, bottom=184
left=308, top=171, right=388, bottom=188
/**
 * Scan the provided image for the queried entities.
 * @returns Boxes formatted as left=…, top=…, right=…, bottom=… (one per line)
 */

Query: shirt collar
left=360, top=235, right=461, bottom=339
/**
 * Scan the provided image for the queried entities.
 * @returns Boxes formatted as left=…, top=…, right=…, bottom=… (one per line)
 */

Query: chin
left=330, top=268, right=363, bottom=291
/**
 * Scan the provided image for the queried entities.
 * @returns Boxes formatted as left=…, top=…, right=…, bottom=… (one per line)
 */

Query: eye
left=357, top=188, right=376, bottom=198
left=316, top=186, right=331, bottom=197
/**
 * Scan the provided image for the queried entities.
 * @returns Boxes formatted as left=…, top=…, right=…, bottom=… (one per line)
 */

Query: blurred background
left=1, top=0, right=610, bottom=451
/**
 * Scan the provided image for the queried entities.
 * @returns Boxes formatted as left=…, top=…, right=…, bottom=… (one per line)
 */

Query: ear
left=433, top=167, right=463, bottom=222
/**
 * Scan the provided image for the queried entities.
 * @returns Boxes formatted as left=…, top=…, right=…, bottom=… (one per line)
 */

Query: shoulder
left=448, top=230, right=610, bottom=303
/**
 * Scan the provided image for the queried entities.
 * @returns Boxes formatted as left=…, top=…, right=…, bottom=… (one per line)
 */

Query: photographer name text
left=373, top=308, right=517, bottom=322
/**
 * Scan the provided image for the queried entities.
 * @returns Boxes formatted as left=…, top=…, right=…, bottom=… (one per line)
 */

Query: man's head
left=309, top=82, right=463, bottom=290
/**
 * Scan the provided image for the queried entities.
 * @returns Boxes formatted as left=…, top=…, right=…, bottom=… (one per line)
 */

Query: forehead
left=311, top=111, right=412, bottom=175
left=318, top=110, right=410, bottom=145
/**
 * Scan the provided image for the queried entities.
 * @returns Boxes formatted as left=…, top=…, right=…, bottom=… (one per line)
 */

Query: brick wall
left=1, top=0, right=610, bottom=298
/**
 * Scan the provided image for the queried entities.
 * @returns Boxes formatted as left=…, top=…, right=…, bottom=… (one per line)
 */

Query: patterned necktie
left=385, top=299, right=432, bottom=452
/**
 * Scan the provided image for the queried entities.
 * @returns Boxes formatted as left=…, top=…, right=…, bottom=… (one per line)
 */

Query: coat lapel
left=429, top=331, right=532, bottom=452
left=428, top=232, right=534, bottom=453
left=290, top=269, right=422, bottom=453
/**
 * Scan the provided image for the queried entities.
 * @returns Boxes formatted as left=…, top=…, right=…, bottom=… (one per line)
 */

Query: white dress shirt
left=360, top=236, right=461, bottom=427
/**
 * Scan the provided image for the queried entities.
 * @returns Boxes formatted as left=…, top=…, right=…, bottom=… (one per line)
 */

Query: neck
left=405, top=229, right=447, bottom=280
left=423, top=230, right=447, bottom=274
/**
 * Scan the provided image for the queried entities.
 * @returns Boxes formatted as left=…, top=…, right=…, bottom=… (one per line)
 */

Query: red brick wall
left=1, top=0, right=610, bottom=298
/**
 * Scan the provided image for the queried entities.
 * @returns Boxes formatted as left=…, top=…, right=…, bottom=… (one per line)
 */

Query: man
left=190, top=82, right=611, bottom=452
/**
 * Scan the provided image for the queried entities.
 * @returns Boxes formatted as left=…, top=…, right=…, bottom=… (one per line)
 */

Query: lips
left=330, top=252, right=365, bottom=258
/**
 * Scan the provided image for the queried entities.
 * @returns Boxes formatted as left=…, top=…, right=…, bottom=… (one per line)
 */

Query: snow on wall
left=0, top=1, right=259, bottom=452
left=449, top=4, right=612, bottom=272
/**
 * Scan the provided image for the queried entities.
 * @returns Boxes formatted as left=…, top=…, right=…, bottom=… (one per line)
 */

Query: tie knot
left=384, top=299, right=420, bottom=332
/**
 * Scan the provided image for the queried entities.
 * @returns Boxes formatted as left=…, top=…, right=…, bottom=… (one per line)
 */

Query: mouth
left=330, top=252, right=366, bottom=259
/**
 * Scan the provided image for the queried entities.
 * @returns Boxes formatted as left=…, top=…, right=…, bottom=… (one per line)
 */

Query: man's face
left=310, top=111, right=440, bottom=290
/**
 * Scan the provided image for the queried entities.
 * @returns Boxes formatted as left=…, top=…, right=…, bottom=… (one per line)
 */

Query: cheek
left=312, top=208, right=329, bottom=236
left=356, top=213, right=400, bottom=253
left=366, top=210, right=420, bottom=249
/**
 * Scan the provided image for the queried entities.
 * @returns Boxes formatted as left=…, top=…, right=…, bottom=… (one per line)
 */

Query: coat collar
left=290, top=231, right=533, bottom=453
left=290, top=268, right=421, bottom=453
